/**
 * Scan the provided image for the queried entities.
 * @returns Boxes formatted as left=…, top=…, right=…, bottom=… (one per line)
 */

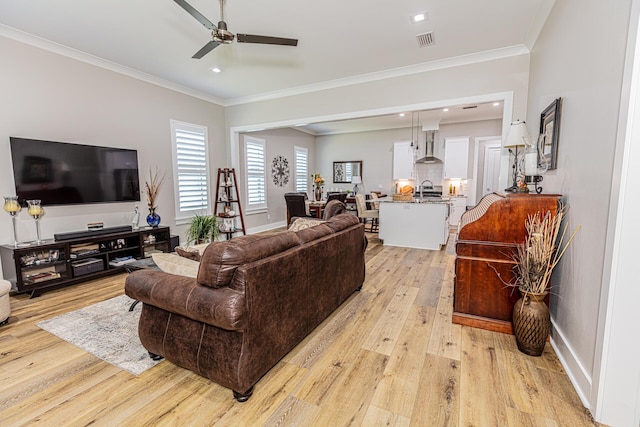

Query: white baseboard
left=550, top=319, right=593, bottom=411
left=246, top=221, right=287, bottom=235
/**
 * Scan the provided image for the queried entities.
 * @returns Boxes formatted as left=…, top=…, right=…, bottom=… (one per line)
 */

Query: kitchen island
left=378, top=198, right=450, bottom=250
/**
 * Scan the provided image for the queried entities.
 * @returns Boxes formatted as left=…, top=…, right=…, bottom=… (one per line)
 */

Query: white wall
left=238, top=128, right=315, bottom=230
left=316, top=127, right=411, bottom=196
left=0, top=35, right=226, bottom=273
left=224, top=55, right=529, bottom=146
left=438, top=119, right=502, bottom=204
left=526, top=0, right=634, bottom=424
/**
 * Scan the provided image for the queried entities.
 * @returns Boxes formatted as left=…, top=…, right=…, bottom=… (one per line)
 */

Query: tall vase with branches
left=145, top=166, right=166, bottom=228
left=501, top=206, right=580, bottom=356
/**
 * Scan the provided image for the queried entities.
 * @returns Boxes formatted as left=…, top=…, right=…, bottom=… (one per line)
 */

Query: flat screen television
left=9, top=137, right=141, bottom=206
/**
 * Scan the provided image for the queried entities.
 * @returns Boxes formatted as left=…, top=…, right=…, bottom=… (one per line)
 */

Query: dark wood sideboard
left=453, top=193, right=561, bottom=334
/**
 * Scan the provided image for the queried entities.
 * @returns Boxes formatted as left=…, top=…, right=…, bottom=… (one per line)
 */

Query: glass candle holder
left=27, top=200, right=45, bottom=244
left=3, top=196, right=21, bottom=247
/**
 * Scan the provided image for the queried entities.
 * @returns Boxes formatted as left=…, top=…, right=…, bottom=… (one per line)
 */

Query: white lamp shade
left=504, top=120, right=530, bottom=148
left=351, top=176, right=362, bottom=184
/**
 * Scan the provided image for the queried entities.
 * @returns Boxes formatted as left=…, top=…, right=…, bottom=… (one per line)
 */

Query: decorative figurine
left=132, top=205, right=140, bottom=230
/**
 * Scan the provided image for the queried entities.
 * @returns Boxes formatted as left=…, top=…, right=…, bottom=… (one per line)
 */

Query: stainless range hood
left=415, top=130, right=442, bottom=164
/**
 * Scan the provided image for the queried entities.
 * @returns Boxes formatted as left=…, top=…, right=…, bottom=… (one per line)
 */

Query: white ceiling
left=298, top=101, right=504, bottom=136
left=0, top=0, right=551, bottom=106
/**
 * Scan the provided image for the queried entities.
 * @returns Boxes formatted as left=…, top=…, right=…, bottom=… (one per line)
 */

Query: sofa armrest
left=125, top=270, right=247, bottom=331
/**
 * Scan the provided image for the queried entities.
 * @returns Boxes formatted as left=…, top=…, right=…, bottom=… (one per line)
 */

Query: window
left=294, top=146, right=308, bottom=194
left=170, top=120, right=210, bottom=221
left=245, top=137, right=266, bottom=210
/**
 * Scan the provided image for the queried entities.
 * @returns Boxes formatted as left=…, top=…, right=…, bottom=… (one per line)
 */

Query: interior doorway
left=481, top=142, right=502, bottom=197
left=470, top=136, right=501, bottom=205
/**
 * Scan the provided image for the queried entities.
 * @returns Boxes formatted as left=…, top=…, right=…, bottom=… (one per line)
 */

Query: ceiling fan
left=174, top=0, right=299, bottom=59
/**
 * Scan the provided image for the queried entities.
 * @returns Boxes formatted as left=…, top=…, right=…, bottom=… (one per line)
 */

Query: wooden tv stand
left=0, top=226, right=171, bottom=298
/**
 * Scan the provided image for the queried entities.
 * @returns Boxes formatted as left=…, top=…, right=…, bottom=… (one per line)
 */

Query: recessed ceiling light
left=399, top=113, right=405, bottom=117
left=443, top=108, right=449, bottom=112
left=210, top=67, right=222, bottom=73
left=412, top=13, right=427, bottom=23
left=493, top=102, right=500, bottom=106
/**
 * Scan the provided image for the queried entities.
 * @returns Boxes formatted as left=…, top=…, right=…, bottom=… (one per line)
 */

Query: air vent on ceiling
left=462, top=105, right=478, bottom=109
left=416, top=31, right=435, bottom=48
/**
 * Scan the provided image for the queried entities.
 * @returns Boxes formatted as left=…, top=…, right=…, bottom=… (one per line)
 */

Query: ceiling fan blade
left=174, top=0, right=217, bottom=31
left=236, top=34, right=298, bottom=46
left=192, top=41, right=220, bottom=59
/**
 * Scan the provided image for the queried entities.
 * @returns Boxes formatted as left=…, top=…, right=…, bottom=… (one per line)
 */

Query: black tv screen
left=9, top=137, right=141, bottom=206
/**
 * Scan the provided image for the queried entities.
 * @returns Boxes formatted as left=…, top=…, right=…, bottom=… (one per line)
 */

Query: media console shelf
left=0, top=225, right=171, bottom=298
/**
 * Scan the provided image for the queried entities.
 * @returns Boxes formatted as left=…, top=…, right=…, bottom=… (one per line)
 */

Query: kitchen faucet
left=419, top=180, right=433, bottom=201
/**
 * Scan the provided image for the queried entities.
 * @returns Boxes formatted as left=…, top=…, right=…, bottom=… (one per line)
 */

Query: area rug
left=37, top=295, right=162, bottom=375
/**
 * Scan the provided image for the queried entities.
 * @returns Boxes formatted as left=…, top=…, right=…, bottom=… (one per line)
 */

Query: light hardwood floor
left=0, top=234, right=603, bottom=426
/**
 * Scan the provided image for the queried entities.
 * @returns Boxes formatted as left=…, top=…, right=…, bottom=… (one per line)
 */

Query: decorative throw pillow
left=176, top=246, right=201, bottom=261
left=288, top=217, right=325, bottom=232
left=151, top=253, right=199, bottom=278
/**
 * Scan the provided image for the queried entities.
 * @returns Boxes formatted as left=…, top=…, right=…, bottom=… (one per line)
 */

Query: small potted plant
left=186, top=213, right=219, bottom=245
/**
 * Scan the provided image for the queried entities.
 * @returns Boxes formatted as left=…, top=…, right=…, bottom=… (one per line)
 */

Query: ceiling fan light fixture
left=213, top=27, right=235, bottom=44
left=174, top=0, right=299, bottom=58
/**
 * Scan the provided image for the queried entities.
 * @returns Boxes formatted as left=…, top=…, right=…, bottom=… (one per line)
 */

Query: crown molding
left=0, top=24, right=225, bottom=106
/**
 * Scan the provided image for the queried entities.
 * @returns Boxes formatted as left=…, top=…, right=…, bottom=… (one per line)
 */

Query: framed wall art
left=539, top=97, right=562, bottom=170
left=332, top=160, right=362, bottom=183
left=271, top=155, right=290, bottom=187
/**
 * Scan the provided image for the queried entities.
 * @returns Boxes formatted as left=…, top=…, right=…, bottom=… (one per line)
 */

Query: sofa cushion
left=295, top=223, right=334, bottom=243
left=288, top=217, right=324, bottom=231
left=322, top=200, right=347, bottom=220
left=175, top=246, right=201, bottom=261
left=152, top=253, right=199, bottom=278
left=175, top=243, right=210, bottom=261
left=197, top=231, right=300, bottom=288
left=324, top=213, right=360, bottom=232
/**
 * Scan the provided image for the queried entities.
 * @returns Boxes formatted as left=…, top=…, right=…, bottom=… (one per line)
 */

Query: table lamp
left=503, top=120, right=530, bottom=192
left=351, top=176, right=362, bottom=195
left=3, top=196, right=22, bottom=247
left=524, top=133, right=545, bottom=193
left=27, top=200, right=45, bottom=244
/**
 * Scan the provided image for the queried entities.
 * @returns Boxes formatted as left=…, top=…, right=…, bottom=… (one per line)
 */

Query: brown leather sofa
left=125, top=213, right=366, bottom=401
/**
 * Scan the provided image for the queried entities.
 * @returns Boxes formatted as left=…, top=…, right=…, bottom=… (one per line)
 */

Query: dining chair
left=355, top=194, right=379, bottom=232
left=284, top=193, right=313, bottom=225
left=326, top=192, right=348, bottom=203
left=369, top=192, right=380, bottom=209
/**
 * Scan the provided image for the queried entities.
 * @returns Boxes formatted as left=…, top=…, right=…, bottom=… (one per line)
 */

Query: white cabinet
left=449, top=197, right=467, bottom=227
left=393, top=141, right=414, bottom=180
left=444, top=138, right=469, bottom=179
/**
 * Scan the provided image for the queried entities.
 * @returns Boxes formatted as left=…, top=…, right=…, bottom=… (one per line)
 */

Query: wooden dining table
left=306, top=200, right=326, bottom=218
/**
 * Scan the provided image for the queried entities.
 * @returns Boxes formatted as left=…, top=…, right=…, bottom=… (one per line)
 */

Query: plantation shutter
left=170, top=120, right=210, bottom=219
left=294, top=146, right=308, bottom=194
left=245, top=137, right=266, bottom=210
